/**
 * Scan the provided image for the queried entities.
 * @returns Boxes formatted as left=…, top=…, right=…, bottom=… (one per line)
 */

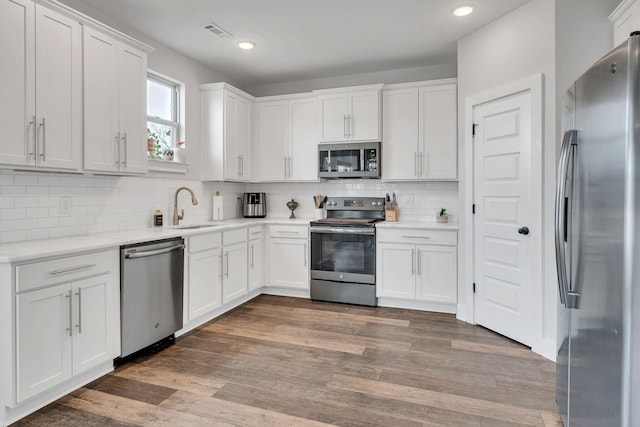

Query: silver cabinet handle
left=304, top=242, right=307, bottom=267
left=114, top=132, right=120, bottom=165
left=347, top=114, right=352, bottom=137
left=416, top=249, right=421, bottom=276
left=75, top=288, right=82, bottom=333
left=27, top=116, right=36, bottom=160
left=555, top=129, right=578, bottom=308
left=66, top=290, right=73, bottom=337
left=250, top=244, right=254, bottom=269
left=401, top=236, right=431, bottom=240
left=224, top=251, right=229, bottom=278
left=125, top=244, right=185, bottom=259
left=411, top=248, right=415, bottom=275
left=39, top=118, right=46, bottom=161
left=278, top=230, right=300, bottom=235
left=284, top=155, right=288, bottom=178
left=49, top=264, right=96, bottom=275
left=414, top=152, right=418, bottom=177
left=122, top=132, right=127, bottom=167
left=289, top=157, right=293, bottom=178
left=343, top=114, right=348, bottom=138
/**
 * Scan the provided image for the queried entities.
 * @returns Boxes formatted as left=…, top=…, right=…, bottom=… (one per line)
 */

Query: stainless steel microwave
left=318, top=142, right=380, bottom=179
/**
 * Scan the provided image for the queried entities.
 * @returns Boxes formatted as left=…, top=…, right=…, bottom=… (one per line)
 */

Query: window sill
left=148, top=159, right=190, bottom=174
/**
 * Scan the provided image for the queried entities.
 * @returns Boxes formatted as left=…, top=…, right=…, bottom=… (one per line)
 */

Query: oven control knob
left=377, top=201, right=383, bottom=206
left=371, top=202, right=376, bottom=206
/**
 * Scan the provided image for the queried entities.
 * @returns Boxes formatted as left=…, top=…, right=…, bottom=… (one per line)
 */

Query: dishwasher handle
left=125, top=244, right=185, bottom=259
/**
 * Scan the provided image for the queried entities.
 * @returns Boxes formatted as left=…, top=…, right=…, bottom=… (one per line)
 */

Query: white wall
left=246, top=63, right=457, bottom=97
left=457, top=0, right=557, bottom=358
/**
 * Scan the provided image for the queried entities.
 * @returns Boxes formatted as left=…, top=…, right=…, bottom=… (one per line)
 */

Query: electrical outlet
left=59, top=196, right=72, bottom=215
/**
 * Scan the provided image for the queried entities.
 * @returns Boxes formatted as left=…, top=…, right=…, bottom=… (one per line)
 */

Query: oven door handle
left=310, top=227, right=375, bottom=235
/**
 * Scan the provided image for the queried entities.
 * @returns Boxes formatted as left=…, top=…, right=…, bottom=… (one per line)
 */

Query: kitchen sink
left=173, top=222, right=225, bottom=230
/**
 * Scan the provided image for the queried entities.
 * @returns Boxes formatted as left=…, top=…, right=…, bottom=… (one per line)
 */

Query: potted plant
left=437, top=208, right=449, bottom=223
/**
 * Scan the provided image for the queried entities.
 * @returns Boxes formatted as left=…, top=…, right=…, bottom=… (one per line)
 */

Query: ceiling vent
left=203, top=22, right=232, bottom=38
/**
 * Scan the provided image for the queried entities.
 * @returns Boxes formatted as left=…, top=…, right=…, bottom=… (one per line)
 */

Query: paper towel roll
left=213, top=195, right=224, bottom=220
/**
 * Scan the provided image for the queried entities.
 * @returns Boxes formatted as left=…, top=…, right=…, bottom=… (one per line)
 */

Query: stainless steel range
left=309, top=196, right=385, bottom=306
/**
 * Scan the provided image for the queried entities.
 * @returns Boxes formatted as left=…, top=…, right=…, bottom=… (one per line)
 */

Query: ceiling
left=64, top=0, right=530, bottom=88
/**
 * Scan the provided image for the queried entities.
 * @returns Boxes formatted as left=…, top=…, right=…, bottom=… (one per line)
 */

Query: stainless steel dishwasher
left=120, top=237, right=184, bottom=358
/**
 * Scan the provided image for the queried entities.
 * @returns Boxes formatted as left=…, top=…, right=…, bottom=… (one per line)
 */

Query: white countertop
left=0, top=217, right=312, bottom=263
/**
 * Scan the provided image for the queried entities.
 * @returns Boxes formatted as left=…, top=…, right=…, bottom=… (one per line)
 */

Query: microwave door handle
left=555, top=129, right=577, bottom=308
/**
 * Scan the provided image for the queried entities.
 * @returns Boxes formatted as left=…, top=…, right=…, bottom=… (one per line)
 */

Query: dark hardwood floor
left=14, top=295, right=561, bottom=426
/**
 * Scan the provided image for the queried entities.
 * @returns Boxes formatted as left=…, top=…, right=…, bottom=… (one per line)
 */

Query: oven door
left=310, top=226, right=376, bottom=284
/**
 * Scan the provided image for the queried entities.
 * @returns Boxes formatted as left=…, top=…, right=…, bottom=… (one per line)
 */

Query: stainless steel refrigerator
left=556, top=33, right=640, bottom=426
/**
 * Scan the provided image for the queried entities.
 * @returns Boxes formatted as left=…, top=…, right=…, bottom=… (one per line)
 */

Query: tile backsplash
left=0, top=169, right=458, bottom=244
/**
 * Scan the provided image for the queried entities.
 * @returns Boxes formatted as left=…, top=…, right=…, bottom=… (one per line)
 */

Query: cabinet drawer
left=377, top=228, right=457, bottom=246
left=188, top=232, right=221, bottom=253
left=269, top=225, right=308, bottom=239
left=223, top=228, right=246, bottom=246
left=16, top=251, right=112, bottom=293
left=248, top=225, right=263, bottom=241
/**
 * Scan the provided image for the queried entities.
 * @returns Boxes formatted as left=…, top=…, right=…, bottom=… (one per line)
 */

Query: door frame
left=461, top=74, right=544, bottom=354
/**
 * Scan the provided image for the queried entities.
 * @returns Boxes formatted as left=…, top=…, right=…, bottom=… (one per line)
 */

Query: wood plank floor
left=14, top=295, right=561, bottom=426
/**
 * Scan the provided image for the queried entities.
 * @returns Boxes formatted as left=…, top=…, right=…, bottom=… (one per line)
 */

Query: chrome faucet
left=173, top=187, right=198, bottom=225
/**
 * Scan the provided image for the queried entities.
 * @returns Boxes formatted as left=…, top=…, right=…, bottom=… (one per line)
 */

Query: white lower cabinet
left=186, top=232, right=222, bottom=321
left=267, top=225, right=309, bottom=289
left=376, top=228, right=457, bottom=312
left=9, top=250, right=117, bottom=406
left=222, top=229, right=248, bottom=304
left=247, top=226, right=264, bottom=291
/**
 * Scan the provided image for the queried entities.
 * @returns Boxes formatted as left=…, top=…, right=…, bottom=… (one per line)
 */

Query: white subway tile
left=3, top=186, right=26, bottom=196
left=1, top=230, right=26, bottom=243
left=1, top=208, right=26, bottom=220
left=14, top=218, right=38, bottom=230
left=14, top=197, right=39, bottom=208
left=27, top=207, right=50, bottom=218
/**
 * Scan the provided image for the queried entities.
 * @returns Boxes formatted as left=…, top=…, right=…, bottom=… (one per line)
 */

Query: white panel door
left=376, top=243, right=415, bottom=299
left=419, top=85, right=457, bottom=179
left=268, top=238, right=309, bottom=289
left=223, top=91, right=240, bottom=179
left=118, top=43, right=147, bottom=174
left=248, top=238, right=264, bottom=291
left=318, top=93, right=347, bottom=142
left=289, top=97, right=319, bottom=181
left=34, top=5, right=81, bottom=170
left=0, top=0, right=34, bottom=166
left=382, top=88, right=419, bottom=180
left=349, top=90, right=380, bottom=141
left=188, top=248, right=222, bottom=320
left=222, top=242, right=248, bottom=304
left=237, top=96, right=251, bottom=180
left=258, top=100, right=288, bottom=180
left=72, top=275, right=113, bottom=375
left=16, top=283, right=72, bottom=402
left=473, top=91, right=533, bottom=346
left=415, top=245, right=457, bottom=304
left=83, top=28, right=119, bottom=172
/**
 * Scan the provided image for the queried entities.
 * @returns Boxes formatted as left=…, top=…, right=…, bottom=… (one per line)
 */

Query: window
left=147, top=72, right=181, bottom=161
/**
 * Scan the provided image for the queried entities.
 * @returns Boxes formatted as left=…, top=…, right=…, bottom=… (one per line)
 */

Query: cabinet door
left=0, top=0, right=34, bottom=166
left=118, top=43, right=148, bottom=174
left=34, top=5, right=82, bottom=170
left=382, top=88, right=419, bottom=180
left=16, top=283, right=72, bottom=402
left=223, top=91, right=240, bottom=179
left=349, top=90, right=380, bottom=141
left=248, top=238, right=264, bottom=291
left=268, top=238, right=309, bottom=289
left=415, top=245, right=457, bottom=304
left=289, top=97, right=319, bottom=181
left=188, top=248, right=222, bottom=320
left=222, top=242, right=248, bottom=304
left=83, top=27, right=119, bottom=172
left=318, top=93, right=347, bottom=142
left=419, top=85, right=457, bottom=180
left=237, top=96, right=251, bottom=180
left=72, top=274, right=114, bottom=375
left=613, top=1, right=640, bottom=46
left=257, top=100, right=288, bottom=180
left=376, top=243, right=415, bottom=298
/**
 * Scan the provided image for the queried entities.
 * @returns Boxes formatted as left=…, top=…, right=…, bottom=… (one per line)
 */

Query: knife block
left=385, top=205, right=398, bottom=221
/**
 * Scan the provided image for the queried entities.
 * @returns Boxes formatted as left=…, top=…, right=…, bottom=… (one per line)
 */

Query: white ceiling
left=64, top=0, right=531, bottom=87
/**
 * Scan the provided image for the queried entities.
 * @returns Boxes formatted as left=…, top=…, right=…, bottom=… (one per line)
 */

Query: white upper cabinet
left=382, top=80, right=457, bottom=180
left=83, top=27, right=149, bottom=174
left=0, top=0, right=81, bottom=171
left=314, top=85, right=382, bottom=142
left=610, top=0, right=640, bottom=46
left=255, top=95, right=318, bottom=181
left=201, top=83, right=253, bottom=181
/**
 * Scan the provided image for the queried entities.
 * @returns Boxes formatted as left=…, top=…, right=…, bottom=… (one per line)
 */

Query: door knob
left=518, top=226, right=530, bottom=235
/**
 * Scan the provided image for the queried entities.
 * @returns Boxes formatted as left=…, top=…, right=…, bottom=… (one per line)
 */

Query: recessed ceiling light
left=238, top=41, right=255, bottom=50
left=452, top=4, right=476, bottom=17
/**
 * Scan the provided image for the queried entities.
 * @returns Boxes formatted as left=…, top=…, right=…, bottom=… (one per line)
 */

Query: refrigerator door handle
left=555, top=129, right=578, bottom=308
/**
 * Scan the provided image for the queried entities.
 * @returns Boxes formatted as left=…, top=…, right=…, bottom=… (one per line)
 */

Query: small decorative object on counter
left=437, top=208, right=449, bottom=223
left=286, top=198, right=299, bottom=219
left=384, top=192, right=399, bottom=221
left=153, top=207, right=163, bottom=227
left=163, top=149, right=174, bottom=161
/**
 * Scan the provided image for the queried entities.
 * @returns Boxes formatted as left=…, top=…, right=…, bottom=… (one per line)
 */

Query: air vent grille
left=203, top=22, right=232, bottom=38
